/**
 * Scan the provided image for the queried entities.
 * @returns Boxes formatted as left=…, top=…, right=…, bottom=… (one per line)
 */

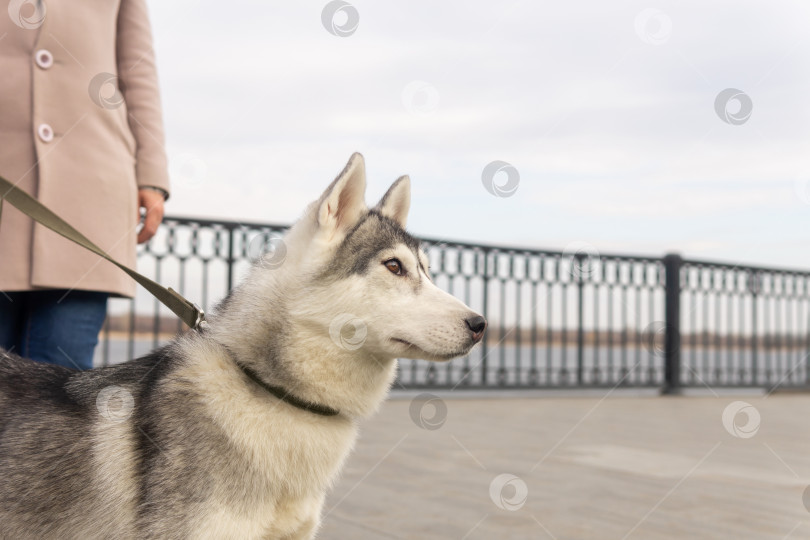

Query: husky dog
left=0, top=153, right=486, bottom=539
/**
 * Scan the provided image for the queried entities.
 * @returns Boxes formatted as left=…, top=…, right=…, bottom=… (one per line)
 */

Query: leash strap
left=0, top=175, right=205, bottom=330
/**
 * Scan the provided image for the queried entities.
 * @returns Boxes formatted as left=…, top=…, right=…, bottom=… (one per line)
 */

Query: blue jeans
left=0, top=289, right=108, bottom=370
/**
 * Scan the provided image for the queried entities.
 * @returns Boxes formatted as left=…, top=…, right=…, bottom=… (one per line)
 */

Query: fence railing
left=674, top=257, right=810, bottom=390
left=97, top=216, right=810, bottom=392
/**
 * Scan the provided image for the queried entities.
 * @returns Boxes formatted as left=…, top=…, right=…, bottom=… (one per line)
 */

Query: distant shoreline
left=100, top=330, right=809, bottom=352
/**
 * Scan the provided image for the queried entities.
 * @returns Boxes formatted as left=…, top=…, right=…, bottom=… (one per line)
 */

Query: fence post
left=749, top=271, right=758, bottom=386
left=226, top=227, right=236, bottom=291
left=576, top=254, right=585, bottom=385
left=662, top=253, right=682, bottom=395
left=481, top=248, right=490, bottom=385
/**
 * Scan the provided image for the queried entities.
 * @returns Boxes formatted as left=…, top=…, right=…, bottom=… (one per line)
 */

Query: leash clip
left=192, top=303, right=206, bottom=331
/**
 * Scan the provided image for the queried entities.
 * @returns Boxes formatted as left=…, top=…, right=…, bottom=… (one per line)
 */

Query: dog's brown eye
left=384, top=259, right=403, bottom=275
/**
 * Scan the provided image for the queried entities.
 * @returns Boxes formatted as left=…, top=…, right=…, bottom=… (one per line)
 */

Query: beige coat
left=0, top=0, right=170, bottom=297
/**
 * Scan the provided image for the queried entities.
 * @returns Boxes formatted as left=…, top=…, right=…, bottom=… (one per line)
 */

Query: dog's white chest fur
left=177, top=341, right=358, bottom=539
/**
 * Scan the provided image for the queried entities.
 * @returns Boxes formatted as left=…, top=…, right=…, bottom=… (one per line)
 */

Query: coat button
left=35, top=49, right=54, bottom=69
left=37, top=123, right=54, bottom=143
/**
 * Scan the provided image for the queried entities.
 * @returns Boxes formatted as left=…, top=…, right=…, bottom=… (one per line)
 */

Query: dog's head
left=277, top=153, right=486, bottom=362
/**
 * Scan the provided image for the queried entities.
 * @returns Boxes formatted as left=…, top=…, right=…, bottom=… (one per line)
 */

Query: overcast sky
left=147, top=0, right=810, bottom=270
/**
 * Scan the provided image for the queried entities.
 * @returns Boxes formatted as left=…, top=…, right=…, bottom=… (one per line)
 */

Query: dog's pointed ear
left=374, top=175, right=410, bottom=228
left=316, top=153, right=367, bottom=237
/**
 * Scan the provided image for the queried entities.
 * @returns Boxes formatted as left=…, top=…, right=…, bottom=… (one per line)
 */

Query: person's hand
left=137, top=188, right=165, bottom=244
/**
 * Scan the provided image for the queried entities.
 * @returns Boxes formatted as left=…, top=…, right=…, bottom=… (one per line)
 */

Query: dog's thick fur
left=0, top=153, right=485, bottom=539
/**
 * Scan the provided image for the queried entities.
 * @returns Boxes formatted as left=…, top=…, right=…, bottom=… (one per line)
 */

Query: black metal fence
left=97, top=216, right=810, bottom=392
left=674, top=257, right=810, bottom=390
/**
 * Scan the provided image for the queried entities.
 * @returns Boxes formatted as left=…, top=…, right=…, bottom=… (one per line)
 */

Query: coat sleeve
left=116, top=0, right=171, bottom=198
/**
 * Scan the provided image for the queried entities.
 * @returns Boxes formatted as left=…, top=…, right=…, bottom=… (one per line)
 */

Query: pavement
left=319, top=390, right=810, bottom=540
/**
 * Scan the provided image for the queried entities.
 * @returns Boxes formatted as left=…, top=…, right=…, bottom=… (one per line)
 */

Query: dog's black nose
left=465, top=315, right=487, bottom=343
